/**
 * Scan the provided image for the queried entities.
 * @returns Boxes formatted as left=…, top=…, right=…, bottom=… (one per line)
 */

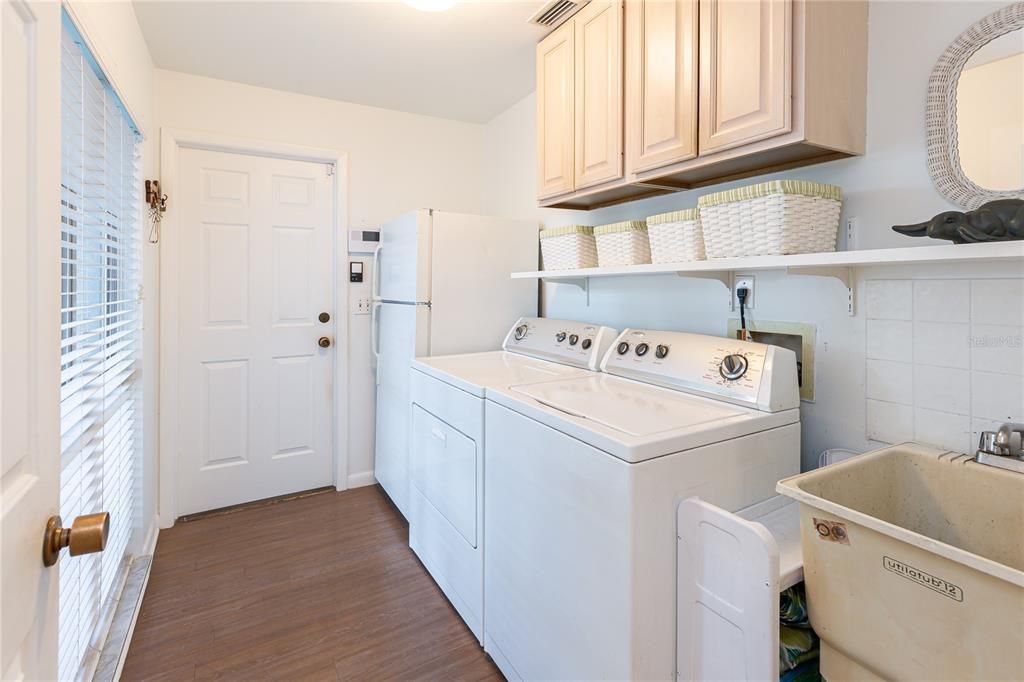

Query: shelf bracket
left=543, top=277, right=590, bottom=306
left=787, top=266, right=856, bottom=315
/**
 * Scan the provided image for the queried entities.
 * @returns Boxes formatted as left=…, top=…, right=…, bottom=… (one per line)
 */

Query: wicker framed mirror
left=926, top=3, right=1024, bottom=209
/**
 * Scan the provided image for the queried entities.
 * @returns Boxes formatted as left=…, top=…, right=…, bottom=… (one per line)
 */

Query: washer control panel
left=503, top=317, right=619, bottom=371
left=600, top=329, right=799, bottom=412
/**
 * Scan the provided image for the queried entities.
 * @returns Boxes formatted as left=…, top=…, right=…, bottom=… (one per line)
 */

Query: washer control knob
left=569, top=334, right=579, bottom=346
left=655, top=344, right=669, bottom=359
left=581, top=338, right=592, bottom=350
left=556, top=331, right=567, bottom=343
left=514, top=324, right=528, bottom=341
left=635, top=343, right=649, bottom=357
left=616, top=341, right=630, bottom=355
left=719, top=354, right=748, bottom=381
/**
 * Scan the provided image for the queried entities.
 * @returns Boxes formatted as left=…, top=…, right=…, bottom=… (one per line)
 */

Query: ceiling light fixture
left=405, top=0, right=456, bottom=11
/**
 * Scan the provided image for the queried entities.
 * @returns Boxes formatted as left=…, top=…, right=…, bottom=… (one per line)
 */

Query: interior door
left=698, top=0, right=792, bottom=155
left=1, top=2, right=62, bottom=679
left=574, top=0, right=624, bottom=190
left=176, top=148, right=334, bottom=516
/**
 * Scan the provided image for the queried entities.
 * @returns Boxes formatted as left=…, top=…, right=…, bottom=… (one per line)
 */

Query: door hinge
left=326, top=163, right=335, bottom=177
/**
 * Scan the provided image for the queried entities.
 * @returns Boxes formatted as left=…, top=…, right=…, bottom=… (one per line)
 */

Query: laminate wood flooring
left=121, top=486, right=502, bottom=681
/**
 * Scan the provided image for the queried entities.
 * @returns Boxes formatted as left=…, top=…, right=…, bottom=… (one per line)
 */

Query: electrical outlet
left=733, top=274, right=755, bottom=309
left=354, top=297, right=371, bottom=315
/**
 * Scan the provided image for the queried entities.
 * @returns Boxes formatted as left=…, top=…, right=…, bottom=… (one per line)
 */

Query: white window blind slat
left=59, top=17, right=142, bottom=682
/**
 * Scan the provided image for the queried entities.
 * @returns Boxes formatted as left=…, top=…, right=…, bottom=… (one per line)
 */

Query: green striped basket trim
left=593, top=220, right=647, bottom=236
left=647, top=208, right=699, bottom=224
left=697, top=180, right=842, bottom=207
left=539, top=224, right=594, bottom=239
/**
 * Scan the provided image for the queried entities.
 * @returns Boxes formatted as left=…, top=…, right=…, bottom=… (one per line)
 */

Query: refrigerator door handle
left=371, top=300, right=383, bottom=383
left=371, top=244, right=383, bottom=301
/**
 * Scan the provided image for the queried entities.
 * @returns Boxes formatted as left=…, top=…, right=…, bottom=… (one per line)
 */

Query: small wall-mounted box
left=349, top=228, right=380, bottom=254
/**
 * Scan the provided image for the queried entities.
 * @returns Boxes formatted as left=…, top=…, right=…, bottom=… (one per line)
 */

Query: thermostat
left=349, top=228, right=380, bottom=254
left=350, top=262, right=364, bottom=283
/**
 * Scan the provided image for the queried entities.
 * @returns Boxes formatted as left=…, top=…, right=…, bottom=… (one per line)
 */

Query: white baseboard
left=347, top=470, right=376, bottom=488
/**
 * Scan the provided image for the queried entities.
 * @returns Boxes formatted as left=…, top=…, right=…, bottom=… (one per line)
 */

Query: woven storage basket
left=540, top=225, right=598, bottom=270
left=594, top=220, right=651, bottom=267
left=647, top=208, right=705, bottom=263
left=698, top=180, right=842, bottom=258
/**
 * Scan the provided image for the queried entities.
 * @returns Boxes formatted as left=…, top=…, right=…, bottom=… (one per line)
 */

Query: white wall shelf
left=513, top=241, right=1024, bottom=315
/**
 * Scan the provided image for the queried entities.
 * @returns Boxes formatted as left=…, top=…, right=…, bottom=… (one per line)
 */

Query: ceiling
left=133, top=1, right=544, bottom=123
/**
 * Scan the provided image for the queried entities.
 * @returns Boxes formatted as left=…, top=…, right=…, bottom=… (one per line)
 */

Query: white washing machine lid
left=490, top=374, right=799, bottom=463
left=412, top=351, right=592, bottom=398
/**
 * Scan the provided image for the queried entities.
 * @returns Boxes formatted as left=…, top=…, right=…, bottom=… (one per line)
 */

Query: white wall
left=65, top=1, right=158, bottom=550
left=153, top=69, right=491, bottom=484
left=482, top=0, right=1024, bottom=470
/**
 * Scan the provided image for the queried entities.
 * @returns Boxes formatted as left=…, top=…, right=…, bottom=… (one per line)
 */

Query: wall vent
left=528, top=0, right=589, bottom=29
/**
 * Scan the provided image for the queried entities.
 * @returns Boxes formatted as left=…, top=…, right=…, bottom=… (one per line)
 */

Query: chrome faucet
left=976, top=422, right=1024, bottom=473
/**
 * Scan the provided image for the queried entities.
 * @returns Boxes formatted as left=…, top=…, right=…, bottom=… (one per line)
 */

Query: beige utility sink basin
left=778, top=442, right=1024, bottom=681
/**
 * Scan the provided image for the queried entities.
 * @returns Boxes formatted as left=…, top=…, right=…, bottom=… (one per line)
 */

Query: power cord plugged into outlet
left=736, top=287, right=753, bottom=341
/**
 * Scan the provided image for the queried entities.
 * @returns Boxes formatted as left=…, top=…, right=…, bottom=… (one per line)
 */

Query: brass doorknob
left=42, top=512, right=109, bottom=567
left=318, top=336, right=331, bottom=348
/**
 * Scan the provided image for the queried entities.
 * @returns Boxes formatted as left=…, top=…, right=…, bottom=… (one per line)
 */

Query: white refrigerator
left=371, top=209, right=538, bottom=518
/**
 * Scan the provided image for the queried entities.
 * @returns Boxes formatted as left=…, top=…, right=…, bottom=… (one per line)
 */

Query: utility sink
left=778, top=442, right=1024, bottom=681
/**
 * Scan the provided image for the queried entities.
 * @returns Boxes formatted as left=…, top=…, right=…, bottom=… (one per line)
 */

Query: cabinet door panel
left=537, top=23, right=575, bottom=199
left=626, top=0, right=698, bottom=174
left=699, top=0, right=792, bottom=155
left=574, top=1, right=624, bottom=190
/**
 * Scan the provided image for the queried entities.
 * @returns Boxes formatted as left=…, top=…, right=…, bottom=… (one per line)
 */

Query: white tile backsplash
left=865, top=359, right=913, bottom=404
left=913, top=280, right=970, bottom=323
left=866, top=319, right=913, bottom=362
left=866, top=399, right=914, bottom=443
left=865, top=278, right=1024, bottom=454
left=971, top=279, right=1024, bottom=326
left=970, top=324, right=1024, bottom=375
left=865, top=280, right=913, bottom=320
left=913, top=321, right=970, bottom=369
left=913, top=365, right=970, bottom=415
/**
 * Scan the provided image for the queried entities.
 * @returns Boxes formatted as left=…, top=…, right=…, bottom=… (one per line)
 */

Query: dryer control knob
left=635, top=343, right=649, bottom=357
left=514, top=324, right=528, bottom=341
left=569, top=334, right=579, bottom=346
left=616, top=341, right=630, bottom=355
left=581, top=338, right=592, bottom=350
left=556, top=331, right=567, bottom=342
left=719, top=354, right=748, bottom=381
left=655, top=344, right=669, bottom=359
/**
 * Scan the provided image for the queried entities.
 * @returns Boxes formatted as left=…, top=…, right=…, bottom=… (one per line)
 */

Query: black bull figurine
left=892, top=199, right=1024, bottom=244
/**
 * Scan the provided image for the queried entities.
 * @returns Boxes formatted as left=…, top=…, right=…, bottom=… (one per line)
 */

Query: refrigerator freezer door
left=378, top=209, right=431, bottom=303
left=429, top=212, right=538, bottom=356
left=374, top=301, right=430, bottom=517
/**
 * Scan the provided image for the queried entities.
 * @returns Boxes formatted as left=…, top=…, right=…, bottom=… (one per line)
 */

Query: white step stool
left=677, top=495, right=803, bottom=681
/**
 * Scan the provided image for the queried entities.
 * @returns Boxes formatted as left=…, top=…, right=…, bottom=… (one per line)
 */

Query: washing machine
left=408, top=317, right=618, bottom=641
left=483, top=328, right=802, bottom=681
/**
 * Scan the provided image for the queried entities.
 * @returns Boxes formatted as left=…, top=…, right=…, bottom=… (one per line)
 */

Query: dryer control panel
left=600, top=329, right=799, bottom=412
left=503, top=317, right=618, bottom=371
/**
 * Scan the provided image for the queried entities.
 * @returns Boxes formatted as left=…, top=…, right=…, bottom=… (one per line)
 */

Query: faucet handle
left=978, top=430, right=1001, bottom=455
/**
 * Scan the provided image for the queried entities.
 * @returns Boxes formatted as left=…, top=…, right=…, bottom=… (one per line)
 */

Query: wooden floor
left=122, top=486, right=503, bottom=681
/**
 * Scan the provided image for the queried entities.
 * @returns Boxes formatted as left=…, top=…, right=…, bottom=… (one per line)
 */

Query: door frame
left=158, top=128, right=350, bottom=528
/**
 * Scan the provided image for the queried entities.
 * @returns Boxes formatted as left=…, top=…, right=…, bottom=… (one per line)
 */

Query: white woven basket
left=647, top=208, right=705, bottom=263
left=698, top=180, right=842, bottom=259
left=540, top=225, right=598, bottom=270
left=594, top=220, right=650, bottom=267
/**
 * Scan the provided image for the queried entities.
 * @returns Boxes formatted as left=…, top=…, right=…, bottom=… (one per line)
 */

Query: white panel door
left=373, top=302, right=429, bottom=518
left=176, top=148, right=334, bottom=516
left=1, top=2, right=61, bottom=679
left=377, top=209, right=430, bottom=303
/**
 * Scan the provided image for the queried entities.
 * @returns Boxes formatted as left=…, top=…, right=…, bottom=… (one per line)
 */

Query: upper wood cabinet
left=536, top=22, right=576, bottom=199
left=574, top=1, right=624, bottom=190
left=537, top=0, right=868, bottom=210
left=699, top=0, right=791, bottom=154
left=625, top=0, right=699, bottom=174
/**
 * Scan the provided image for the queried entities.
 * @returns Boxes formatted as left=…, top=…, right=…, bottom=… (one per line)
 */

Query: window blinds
left=59, top=19, right=142, bottom=681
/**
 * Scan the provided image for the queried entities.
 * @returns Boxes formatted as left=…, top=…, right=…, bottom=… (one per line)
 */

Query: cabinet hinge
left=326, top=163, right=335, bottom=177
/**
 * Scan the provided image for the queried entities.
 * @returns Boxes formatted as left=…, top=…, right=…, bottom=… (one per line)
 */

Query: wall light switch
left=355, top=297, right=371, bottom=315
